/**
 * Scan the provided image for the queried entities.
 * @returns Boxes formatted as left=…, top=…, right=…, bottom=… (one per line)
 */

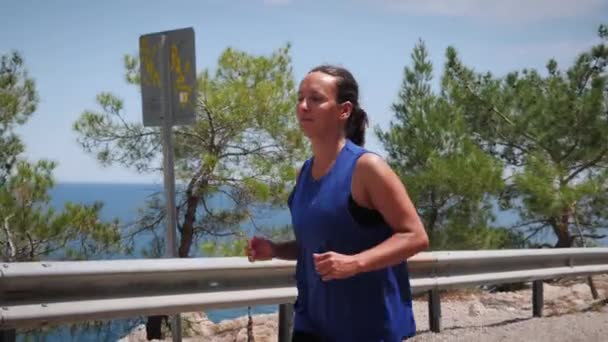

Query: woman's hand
left=247, top=236, right=275, bottom=262
left=313, top=251, right=362, bottom=281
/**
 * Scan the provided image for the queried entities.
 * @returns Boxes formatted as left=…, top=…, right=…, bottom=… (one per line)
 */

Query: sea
left=13, top=182, right=607, bottom=341
left=16, top=182, right=288, bottom=342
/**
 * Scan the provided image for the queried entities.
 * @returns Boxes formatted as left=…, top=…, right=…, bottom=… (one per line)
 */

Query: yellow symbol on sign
left=170, top=44, right=193, bottom=108
left=179, top=91, right=189, bottom=103
left=139, top=37, right=161, bottom=88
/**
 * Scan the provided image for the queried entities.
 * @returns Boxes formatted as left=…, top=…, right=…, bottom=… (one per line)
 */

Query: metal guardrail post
left=587, top=276, right=599, bottom=299
left=428, top=289, right=441, bottom=333
left=278, top=303, right=294, bottom=342
left=533, top=280, right=543, bottom=317
left=0, top=329, right=16, bottom=342
left=171, top=315, right=181, bottom=342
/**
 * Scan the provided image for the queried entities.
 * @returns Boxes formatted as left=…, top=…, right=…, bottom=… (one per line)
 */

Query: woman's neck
left=310, top=134, right=346, bottom=177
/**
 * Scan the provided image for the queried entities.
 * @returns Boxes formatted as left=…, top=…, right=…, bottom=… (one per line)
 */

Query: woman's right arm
left=272, top=240, right=298, bottom=260
left=248, top=236, right=298, bottom=261
left=272, top=164, right=302, bottom=260
left=249, top=166, right=301, bottom=261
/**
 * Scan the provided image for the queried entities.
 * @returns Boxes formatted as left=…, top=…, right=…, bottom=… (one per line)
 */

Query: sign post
left=139, top=27, right=196, bottom=342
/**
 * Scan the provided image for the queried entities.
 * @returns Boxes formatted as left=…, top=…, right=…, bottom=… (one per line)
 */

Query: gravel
left=409, top=309, right=608, bottom=342
left=409, top=275, right=608, bottom=342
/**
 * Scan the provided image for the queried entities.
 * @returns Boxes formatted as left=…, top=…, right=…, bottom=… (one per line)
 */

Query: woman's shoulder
left=355, top=152, right=387, bottom=175
left=342, top=140, right=384, bottom=167
left=351, top=148, right=396, bottom=188
left=344, top=140, right=383, bottom=160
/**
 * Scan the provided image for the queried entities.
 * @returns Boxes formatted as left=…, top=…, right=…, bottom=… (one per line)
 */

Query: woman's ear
left=339, top=101, right=353, bottom=121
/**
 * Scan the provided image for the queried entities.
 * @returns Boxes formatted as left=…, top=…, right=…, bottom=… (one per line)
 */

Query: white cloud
left=379, top=0, right=605, bottom=23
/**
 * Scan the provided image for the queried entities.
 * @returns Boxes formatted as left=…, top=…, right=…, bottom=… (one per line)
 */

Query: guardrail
left=1, top=248, right=607, bottom=341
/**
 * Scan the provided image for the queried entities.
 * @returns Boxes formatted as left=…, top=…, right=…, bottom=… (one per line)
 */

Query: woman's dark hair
left=309, top=65, right=368, bottom=146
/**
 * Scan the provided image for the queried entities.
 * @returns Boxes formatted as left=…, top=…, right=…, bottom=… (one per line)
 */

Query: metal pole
left=161, top=34, right=181, bottom=342
left=532, top=280, right=543, bottom=317
left=278, top=303, right=294, bottom=342
left=428, top=289, right=441, bottom=333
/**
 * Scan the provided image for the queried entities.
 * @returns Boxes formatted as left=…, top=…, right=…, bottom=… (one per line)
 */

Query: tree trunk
left=146, top=315, right=166, bottom=340
left=551, top=211, right=573, bottom=248
left=424, top=191, right=440, bottom=247
left=427, top=207, right=438, bottom=234
left=178, top=192, right=200, bottom=258
left=247, top=306, right=255, bottom=342
left=146, top=180, right=202, bottom=339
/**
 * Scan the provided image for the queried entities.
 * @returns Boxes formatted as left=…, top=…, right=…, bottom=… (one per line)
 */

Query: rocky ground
left=409, top=275, right=608, bottom=342
left=119, top=275, right=608, bottom=342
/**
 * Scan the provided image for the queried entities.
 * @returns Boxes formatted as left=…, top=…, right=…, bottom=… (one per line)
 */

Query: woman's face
left=296, top=71, right=351, bottom=140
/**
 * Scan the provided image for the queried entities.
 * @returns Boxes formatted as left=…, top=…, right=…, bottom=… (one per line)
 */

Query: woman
left=247, top=65, right=429, bottom=342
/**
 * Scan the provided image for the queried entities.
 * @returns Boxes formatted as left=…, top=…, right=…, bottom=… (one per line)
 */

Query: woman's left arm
left=313, top=153, right=429, bottom=281
left=351, top=153, right=429, bottom=273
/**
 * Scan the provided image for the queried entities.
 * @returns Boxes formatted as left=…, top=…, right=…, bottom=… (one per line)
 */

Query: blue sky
left=1, top=0, right=606, bottom=184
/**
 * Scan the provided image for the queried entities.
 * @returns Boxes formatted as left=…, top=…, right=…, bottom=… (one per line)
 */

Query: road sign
left=138, top=27, right=197, bottom=342
left=139, top=27, right=196, bottom=126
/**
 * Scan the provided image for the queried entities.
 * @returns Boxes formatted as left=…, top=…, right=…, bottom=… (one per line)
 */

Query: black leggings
left=292, top=330, right=412, bottom=341
left=292, top=330, right=324, bottom=342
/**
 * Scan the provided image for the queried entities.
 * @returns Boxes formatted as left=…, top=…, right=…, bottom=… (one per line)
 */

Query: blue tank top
left=288, top=140, right=416, bottom=342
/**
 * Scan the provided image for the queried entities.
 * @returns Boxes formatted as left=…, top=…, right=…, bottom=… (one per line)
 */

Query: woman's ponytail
left=345, top=104, right=368, bottom=146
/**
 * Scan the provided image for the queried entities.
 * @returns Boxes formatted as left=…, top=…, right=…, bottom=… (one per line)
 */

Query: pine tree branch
left=509, top=219, right=549, bottom=230
left=579, top=233, right=607, bottom=239
left=192, top=227, right=238, bottom=237
left=248, top=211, right=264, bottom=234
left=197, top=94, right=216, bottom=148
left=26, top=232, right=35, bottom=259
left=577, top=56, right=599, bottom=97
left=559, top=138, right=580, bottom=164
left=216, top=187, right=243, bottom=206
left=487, top=104, right=559, bottom=157
left=199, top=195, right=216, bottom=218
left=124, top=214, right=164, bottom=240
left=496, top=137, right=530, bottom=155
left=453, top=68, right=548, bottom=154
left=564, top=148, right=608, bottom=184
left=523, top=224, right=549, bottom=242
left=87, top=132, right=156, bottom=144
left=175, top=130, right=207, bottom=145
left=219, top=144, right=281, bottom=159
left=213, top=177, right=244, bottom=183
left=106, top=101, right=134, bottom=133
